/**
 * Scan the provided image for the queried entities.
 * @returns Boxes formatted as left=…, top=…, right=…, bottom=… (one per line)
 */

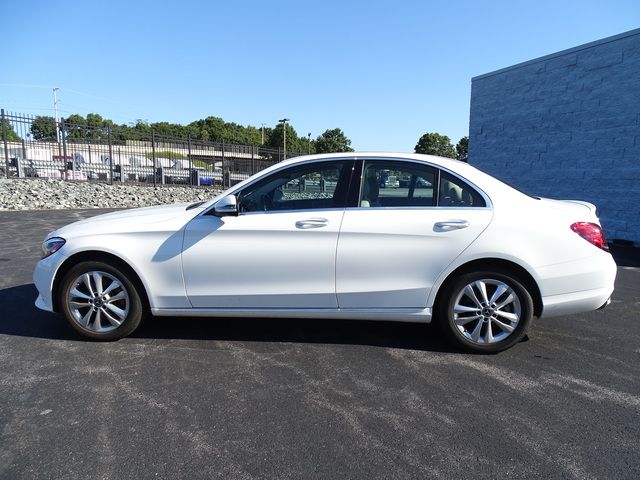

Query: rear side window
left=360, top=160, right=436, bottom=207
left=438, top=171, right=486, bottom=207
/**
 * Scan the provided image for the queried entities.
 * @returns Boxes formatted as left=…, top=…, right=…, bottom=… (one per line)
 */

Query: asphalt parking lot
left=0, top=209, right=638, bottom=479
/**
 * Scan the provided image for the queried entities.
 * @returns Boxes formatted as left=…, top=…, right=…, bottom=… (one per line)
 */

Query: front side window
left=239, top=160, right=353, bottom=213
left=360, top=160, right=436, bottom=207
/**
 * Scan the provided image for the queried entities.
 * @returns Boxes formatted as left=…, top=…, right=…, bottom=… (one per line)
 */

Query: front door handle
left=295, top=218, right=329, bottom=229
left=434, top=220, right=470, bottom=231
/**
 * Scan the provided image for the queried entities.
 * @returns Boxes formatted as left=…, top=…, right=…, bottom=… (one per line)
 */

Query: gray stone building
left=469, top=28, right=640, bottom=244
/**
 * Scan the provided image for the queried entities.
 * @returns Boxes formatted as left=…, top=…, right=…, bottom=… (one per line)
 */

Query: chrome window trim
left=200, top=155, right=493, bottom=216
left=237, top=207, right=347, bottom=217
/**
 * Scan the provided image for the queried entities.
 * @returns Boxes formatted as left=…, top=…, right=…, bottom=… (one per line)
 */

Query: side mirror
left=213, top=194, right=238, bottom=217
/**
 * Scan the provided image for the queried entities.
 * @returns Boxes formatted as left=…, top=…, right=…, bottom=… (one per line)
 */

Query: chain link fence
left=1, top=109, right=306, bottom=188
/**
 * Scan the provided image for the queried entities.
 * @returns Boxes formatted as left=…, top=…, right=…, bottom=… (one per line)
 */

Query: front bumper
left=33, top=252, right=66, bottom=313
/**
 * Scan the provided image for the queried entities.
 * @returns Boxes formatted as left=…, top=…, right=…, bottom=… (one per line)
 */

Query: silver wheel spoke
left=455, top=315, right=481, bottom=326
left=70, top=301, right=91, bottom=308
left=454, top=304, right=480, bottom=314
left=83, top=273, right=94, bottom=296
left=489, top=284, right=508, bottom=305
left=93, top=309, right=102, bottom=331
left=485, top=320, right=494, bottom=343
left=492, top=317, right=515, bottom=333
left=496, top=294, right=515, bottom=309
left=105, top=303, right=126, bottom=320
left=475, top=281, right=489, bottom=304
left=470, top=319, right=483, bottom=342
left=495, top=310, right=518, bottom=322
left=81, top=309, right=93, bottom=327
left=70, top=288, right=92, bottom=301
left=463, top=285, right=483, bottom=308
left=107, top=291, right=126, bottom=303
left=103, top=279, right=119, bottom=296
left=101, top=308, right=122, bottom=327
left=92, top=272, right=104, bottom=295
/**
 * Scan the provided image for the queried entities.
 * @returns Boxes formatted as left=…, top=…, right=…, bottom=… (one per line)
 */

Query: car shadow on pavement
left=0, top=283, right=458, bottom=353
left=609, top=244, right=640, bottom=268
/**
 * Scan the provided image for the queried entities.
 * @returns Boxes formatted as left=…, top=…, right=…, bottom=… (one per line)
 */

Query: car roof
left=278, top=152, right=466, bottom=170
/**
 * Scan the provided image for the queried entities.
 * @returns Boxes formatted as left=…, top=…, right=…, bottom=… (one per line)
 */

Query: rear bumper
left=540, top=286, right=614, bottom=318
left=538, top=251, right=617, bottom=319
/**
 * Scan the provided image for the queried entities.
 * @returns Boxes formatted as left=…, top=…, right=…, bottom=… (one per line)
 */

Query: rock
left=0, top=179, right=223, bottom=211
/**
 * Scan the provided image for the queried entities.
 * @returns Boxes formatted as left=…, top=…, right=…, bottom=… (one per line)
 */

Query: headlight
left=42, top=237, right=66, bottom=259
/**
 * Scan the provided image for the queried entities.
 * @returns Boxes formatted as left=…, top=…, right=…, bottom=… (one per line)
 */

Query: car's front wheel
left=60, top=261, right=143, bottom=340
left=436, top=271, right=533, bottom=353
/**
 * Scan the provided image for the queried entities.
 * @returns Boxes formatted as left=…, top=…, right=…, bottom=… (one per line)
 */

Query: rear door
left=336, top=159, right=493, bottom=308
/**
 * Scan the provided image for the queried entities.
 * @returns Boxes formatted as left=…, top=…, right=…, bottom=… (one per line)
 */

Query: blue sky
left=2, top=0, right=639, bottom=151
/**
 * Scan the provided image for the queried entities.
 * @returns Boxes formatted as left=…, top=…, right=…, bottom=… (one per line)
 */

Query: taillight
left=570, top=222, right=609, bottom=251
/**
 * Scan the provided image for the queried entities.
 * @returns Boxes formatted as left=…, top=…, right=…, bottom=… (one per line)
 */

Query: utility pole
left=53, top=87, right=60, bottom=143
left=279, top=118, right=289, bottom=160
left=261, top=123, right=266, bottom=145
left=308, top=132, right=311, bottom=154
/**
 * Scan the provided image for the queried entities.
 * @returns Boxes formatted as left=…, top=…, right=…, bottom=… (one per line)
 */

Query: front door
left=182, top=159, right=355, bottom=308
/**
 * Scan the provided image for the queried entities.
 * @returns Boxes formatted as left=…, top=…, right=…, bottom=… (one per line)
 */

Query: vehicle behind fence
left=0, top=110, right=304, bottom=188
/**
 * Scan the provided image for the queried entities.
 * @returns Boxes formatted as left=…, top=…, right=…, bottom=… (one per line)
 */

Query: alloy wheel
left=452, top=279, right=521, bottom=345
left=66, top=271, right=130, bottom=333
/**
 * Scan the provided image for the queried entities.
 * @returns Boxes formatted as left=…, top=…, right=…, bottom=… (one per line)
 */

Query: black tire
left=436, top=270, right=533, bottom=353
left=59, top=261, right=143, bottom=340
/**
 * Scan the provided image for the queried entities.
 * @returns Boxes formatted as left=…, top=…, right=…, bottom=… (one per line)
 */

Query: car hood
left=48, top=203, right=205, bottom=239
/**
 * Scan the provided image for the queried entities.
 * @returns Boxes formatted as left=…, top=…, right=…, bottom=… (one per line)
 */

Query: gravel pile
left=0, top=178, right=222, bottom=211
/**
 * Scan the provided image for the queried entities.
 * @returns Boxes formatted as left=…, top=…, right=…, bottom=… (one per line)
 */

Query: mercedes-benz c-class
left=34, top=153, right=616, bottom=352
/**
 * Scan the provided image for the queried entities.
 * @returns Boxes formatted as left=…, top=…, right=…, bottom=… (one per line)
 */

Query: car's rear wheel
left=436, top=271, right=533, bottom=353
left=60, top=261, right=143, bottom=340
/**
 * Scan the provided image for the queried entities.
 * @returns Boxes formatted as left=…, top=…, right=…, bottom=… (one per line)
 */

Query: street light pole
left=261, top=123, right=266, bottom=145
left=53, top=87, right=60, bottom=143
left=278, top=118, right=289, bottom=160
left=308, top=132, right=311, bottom=154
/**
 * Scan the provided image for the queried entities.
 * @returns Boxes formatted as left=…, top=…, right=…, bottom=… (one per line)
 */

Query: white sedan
left=34, top=153, right=617, bottom=352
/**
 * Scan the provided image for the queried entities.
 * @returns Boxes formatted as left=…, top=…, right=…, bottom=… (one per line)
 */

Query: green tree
left=456, top=136, right=468, bottom=162
left=62, top=114, right=87, bottom=141
left=267, top=123, right=303, bottom=156
left=145, top=150, right=186, bottom=160
left=315, top=128, right=353, bottom=153
left=414, top=132, right=456, bottom=158
left=31, top=116, right=57, bottom=141
left=0, top=118, right=21, bottom=142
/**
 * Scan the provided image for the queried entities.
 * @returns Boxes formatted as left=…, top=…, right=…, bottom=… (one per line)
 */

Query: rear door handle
left=434, top=220, right=470, bottom=231
left=295, top=218, right=329, bottom=229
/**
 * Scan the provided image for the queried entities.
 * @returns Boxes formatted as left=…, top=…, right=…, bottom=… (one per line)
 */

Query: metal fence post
left=1, top=109, right=9, bottom=178
left=61, top=119, right=67, bottom=180
left=251, top=146, right=256, bottom=175
left=187, top=135, right=193, bottom=186
left=108, top=127, right=114, bottom=185
left=18, top=138, right=26, bottom=178
left=152, top=130, right=157, bottom=187
left=221, top=141, right=226, bottom=188
left=86, top=138, right=91, bottom=181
